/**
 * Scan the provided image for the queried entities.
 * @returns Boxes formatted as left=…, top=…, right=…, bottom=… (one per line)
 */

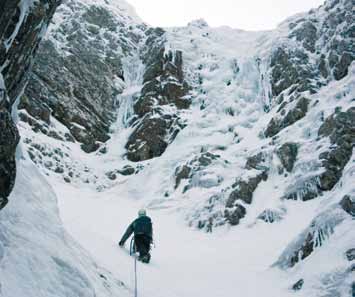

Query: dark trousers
left=134, top=234, right=151, bottom=257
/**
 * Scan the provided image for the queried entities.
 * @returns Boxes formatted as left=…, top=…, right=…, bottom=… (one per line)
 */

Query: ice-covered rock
left=0, top=107, right=19, bottom=209
left=318, top=107, right=355, bottom=191
left=277, top=142, right=299, bottom=173
left=22, top=0, right=147, bottom=152
left=265, top=97, right=310, bottom=137
left=0, top=0, right=61, bottom=209
left=274, top=204, right=348, bottom=268
left=126, top=27, right=190, bottom=161
left=340, top=195, right=355, bottom=217
left=258, top=208, right=285, bottom=223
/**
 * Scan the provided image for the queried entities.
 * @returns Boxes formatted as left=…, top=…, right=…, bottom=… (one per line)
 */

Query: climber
left=119, top=209, right=153, bottom=263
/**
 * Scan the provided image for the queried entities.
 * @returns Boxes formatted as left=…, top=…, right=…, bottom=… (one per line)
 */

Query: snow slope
left=53, top=147, right=354, bottom=297
left=0, top=157, right=131, bottom=297
left=56, top=181, right=297, bottom=297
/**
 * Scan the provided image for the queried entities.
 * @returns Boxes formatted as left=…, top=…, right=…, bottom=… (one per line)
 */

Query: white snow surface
left=0, top=158, right=131, bottom=297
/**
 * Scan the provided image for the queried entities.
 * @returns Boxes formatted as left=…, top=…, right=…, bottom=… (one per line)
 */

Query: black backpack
left=133, top=216, right=153, bottom=238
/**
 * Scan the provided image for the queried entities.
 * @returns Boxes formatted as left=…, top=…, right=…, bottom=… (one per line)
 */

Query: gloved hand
left=119, top=241, right=124, bottom=247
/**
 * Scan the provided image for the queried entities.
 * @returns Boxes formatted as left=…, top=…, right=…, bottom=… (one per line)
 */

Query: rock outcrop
left=275, top=205, right=346, bottom=268
left=126, top=111, right=184, bottom=161
left=0, top=0, right=61, bottom=103
left=265, top=97, right=310, bottom=137
left=318, top=107, right=355, bottom=191
left=284, top=107, right=354, bottom=201
left=0, top=104, right=19, bottom=209
left=225, top=171, right=268, bottom=225
left=226, top=173, right=268, bottom=207
left=245, top=152, right=269, bottom=171
left=340, top=195, right=355, bottom=217
left=267, top=0, right=353, bottom=140
left=21, top=0, right=146, bottom=152
left=0, top=0, right=61, bottom=209
left=269, top=48, right=316, bottom=97
left=291, top=279, right=304, bottom=291
left=126, top=28, right=190, bottom=161
left=174, top=152, right=221, bottom=192
left=258, top=209, right=285, bottom=223
left=345, top=248, right=355, bottom=261
left=277, top=142, right=299, bottom=173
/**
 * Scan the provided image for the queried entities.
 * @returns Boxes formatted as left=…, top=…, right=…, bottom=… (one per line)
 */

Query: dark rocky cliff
left=0, top=0, right=61, bottom=209
left=126, top=27, right=191, bottom=161
left=20, top=0, right=147, bottom=153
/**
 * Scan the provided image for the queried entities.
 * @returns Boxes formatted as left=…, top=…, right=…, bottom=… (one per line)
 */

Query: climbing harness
left=130, top=237, right=138, bottom=297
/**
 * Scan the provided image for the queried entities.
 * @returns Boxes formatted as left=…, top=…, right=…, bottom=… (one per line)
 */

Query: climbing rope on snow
left=129, top=237, right=135, bottom=256
left=130, top=237, right=138, bottom=297
left=134, top=251, right=138, bottom=297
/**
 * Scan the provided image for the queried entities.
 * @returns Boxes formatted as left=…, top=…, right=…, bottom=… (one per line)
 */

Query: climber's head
left=138, top=209, right=147, bottom=217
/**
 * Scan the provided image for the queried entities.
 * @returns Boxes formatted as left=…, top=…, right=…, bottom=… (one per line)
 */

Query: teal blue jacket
left=120, top=216, right=153, bottom=244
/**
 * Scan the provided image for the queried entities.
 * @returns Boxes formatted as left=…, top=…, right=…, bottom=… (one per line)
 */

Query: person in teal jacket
left=119, top=209, right=153, bottom=263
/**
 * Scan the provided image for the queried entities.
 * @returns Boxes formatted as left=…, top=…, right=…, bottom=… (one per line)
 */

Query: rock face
left=266, top=0, right=354, bottom=141
left=272, top=0, right=354, bottom=96
left=175, top=164, right=192, bottom=189
left=318, top=107, right=355, bottom=191
left=174, top=152, right=221, bottom=192
left=277, top=142, right=299, bottom=172
left=225, top=172, right=268, bottom=225
left=126, top=112, right=183, bottom=161
left=292, top=279, right=304, bottom=291
left=0, top=107, right=20, bottom=209
left=275, top=206, right=346, bottom=268
left=245, top=152, right=269, bottom=171
left=226, top=173, right=268, bottom=207
left=265, top=97, right=310, bottom=137
left=224, top=204, right=246, bottom=226
left=270, top=48, right=316, bottom=97
left=284, top=108, right=354, bottom=201
left=126, top=28, right=190, bottom=161
left=0, top=0, right=61, bottom=209
left=258, top=209, right=285, bottom=223
left=340, top=195, right=355, bottom=217
left=289, top=20, right=317, bottom=52
left=345, top=248, right=355, bottom=261
left=21, top=0, right=146, bottom=152
left=0, top=0, right=61, bottom=103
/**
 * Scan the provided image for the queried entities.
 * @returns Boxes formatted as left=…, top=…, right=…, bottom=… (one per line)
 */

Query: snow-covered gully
left=1, top=0, right=353, bottom=296
left=56, top=182, right=297, bottom=297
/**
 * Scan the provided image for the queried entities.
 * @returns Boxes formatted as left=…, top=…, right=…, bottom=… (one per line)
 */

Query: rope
left=130, top=237, right=138, bottom=297
left=134, top=252, right=138, bottom=297
left=130, top=237, right=135, bottom=256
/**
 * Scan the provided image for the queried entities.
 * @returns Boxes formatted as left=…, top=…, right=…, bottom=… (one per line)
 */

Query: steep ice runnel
left=116, top=85, right=140, bottom=129
left=103, top=56, right=145, bottom=160
left=115, top=55, right=145, bottom=130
